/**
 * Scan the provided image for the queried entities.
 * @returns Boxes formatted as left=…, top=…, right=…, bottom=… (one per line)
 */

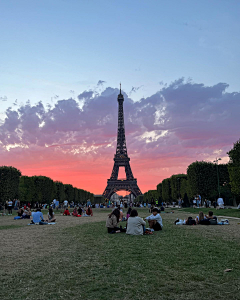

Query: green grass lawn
left=180, top=207, right=240, bottom=218
left=0, top=224, right=24, bottom=230
left=1, top=208, right=240, bottom=300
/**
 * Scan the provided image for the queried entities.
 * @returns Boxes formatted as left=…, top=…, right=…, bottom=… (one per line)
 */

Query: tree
left=162, top=178, right=171, bottom=202
left=64, top=184, right=74, bottom=203
left=32, top=176, right=55, bottom=204
left=187, top=161, right=217, bottom=200
left=19, top=176, right=35, bottom=203
left=143, top=190, right=158, bottom=203
left=156, top=183, right=162, bottom=201
left=0, top=166, right=21, bottom=202
left=55, top=181, right=66, bottom=202
left=228, top=139, right=240, bottom=202
left=170, top=174, right=187, bottom=200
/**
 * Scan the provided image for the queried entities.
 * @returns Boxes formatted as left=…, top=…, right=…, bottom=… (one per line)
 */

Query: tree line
left=0, top=166, right=94, bottom=204
left=137, top=138, right=240, bottom=206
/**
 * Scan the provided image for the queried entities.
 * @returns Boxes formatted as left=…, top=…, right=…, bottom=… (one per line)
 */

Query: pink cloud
left=0, top=79, right=239, bottom=194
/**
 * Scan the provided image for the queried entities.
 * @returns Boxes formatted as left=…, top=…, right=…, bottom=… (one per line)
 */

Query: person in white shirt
left=217, top=197, right=224, bottom=209
left=63, top=200, right=68, bottom=209
left=144, top=208, right=163, bottom=231
left=216, top=197, right=224, bottom=209
left=126, top=209, right=146, bottom=235
left=53, top=199, right=56, bottom=209
left=7, top=199, right=13, bottom=215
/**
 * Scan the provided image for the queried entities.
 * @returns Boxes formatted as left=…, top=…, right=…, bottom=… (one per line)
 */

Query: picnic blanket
left=27, top=222, right=56, bottom=225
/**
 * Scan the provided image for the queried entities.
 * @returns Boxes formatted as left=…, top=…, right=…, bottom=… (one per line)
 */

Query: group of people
left=16, top=206, right=56, bottom=224
left=63, top=206, right=93, bottom=217
left=175, top=210, right=229, bottom=225
left=106, top=207, right=163, bottom=235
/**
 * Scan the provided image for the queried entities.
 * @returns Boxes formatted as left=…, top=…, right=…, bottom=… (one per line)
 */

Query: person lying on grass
left=106, top=208, right=125, bottom=233
left=63, top=208, right=71, bottom=216
left=126, top=209, right=146, bottom=235
left=175, top=217, right=196, bottom=225
left=72, top=207, right=81, bottom=217
left=47, top=208, right=56, bottom=223
left=175, top=211, right=218, bottom=225
left=144, top=208, right=163, bottom=231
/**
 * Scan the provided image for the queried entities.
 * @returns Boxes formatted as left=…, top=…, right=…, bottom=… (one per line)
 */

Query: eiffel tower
left=103, top=84, right=142, bottom=200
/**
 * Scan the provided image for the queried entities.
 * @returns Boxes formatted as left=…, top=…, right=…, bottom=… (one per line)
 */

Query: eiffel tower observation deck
left=102, top=84, right=142, bottom=200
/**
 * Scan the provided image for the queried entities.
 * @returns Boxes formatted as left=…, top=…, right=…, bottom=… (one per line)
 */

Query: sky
left=0, top=0, right=240, bottom=195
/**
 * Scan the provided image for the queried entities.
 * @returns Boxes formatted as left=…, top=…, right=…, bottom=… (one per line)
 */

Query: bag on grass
left=209, top=218, right=217, bottom=225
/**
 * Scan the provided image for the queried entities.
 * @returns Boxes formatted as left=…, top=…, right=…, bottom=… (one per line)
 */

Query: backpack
left=186, top=217, right=196, bottom=225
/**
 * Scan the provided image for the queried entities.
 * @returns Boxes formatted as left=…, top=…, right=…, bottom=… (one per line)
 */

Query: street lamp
left=213, top=158, right=221, bottom=197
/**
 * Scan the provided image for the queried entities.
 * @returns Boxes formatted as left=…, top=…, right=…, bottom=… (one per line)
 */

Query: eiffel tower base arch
left=103, top=179, right=142, bottom=200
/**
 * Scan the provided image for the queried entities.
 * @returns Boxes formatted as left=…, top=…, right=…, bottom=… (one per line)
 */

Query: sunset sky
left=0, top=0, right=240, bottom=195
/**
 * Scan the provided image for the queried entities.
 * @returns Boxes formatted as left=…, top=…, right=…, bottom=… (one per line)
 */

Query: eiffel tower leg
left=129, top=184, right=142, bottom=198
left=124, top=161, right=134, bottom=180
left=110, top=163, right=119, bottom=180
left=103, top=184, right=115, bottom=200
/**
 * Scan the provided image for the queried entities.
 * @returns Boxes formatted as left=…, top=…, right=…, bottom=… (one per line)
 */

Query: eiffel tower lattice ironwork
left=103, top=84, right=142, bottom=200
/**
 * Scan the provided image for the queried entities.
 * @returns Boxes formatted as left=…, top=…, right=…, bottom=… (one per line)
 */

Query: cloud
left=129, top=85, right=143, bottom=95
left=97, top=80, right=106, bottom=86
left=77, top=91, right=94, bottom=100
left=0, top=96, right=7, bottom=101
left=0, top=79, right=239, bottom=193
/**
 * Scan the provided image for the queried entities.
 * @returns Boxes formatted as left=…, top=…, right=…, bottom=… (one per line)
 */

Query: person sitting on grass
left=21, top=207, right=31, bottom=219
left=205, top=211, right=217, bottom=224
left=72, top=207, right=81, bottom=217
left=63, top=208, right=71, bottom=216
left=205, top=211, right=216, bottom=220
left=17, top=207, right=24, bottom=217
left=77, top=206, right=83, bottom=216
left=126, top=207, right=132, bottom=220
left=106, top=208, right=125, bottom=233
left=31, top=208, right=48, bottom=225
left=47, top=208, right=56, bottom=223
left=85, top=206, right=93, bottom=217
left=195, top=211, right=206, bottom=224
left=126, top=209, right=146, bottom=235
left=117, top=205, right=124, bottom=221
left=144, top=208, right=163, bottom=231
left=217, top=197, right=224, bottom=209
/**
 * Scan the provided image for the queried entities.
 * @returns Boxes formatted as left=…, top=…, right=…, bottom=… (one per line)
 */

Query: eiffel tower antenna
left=102, top=85, right=142, bottom=200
